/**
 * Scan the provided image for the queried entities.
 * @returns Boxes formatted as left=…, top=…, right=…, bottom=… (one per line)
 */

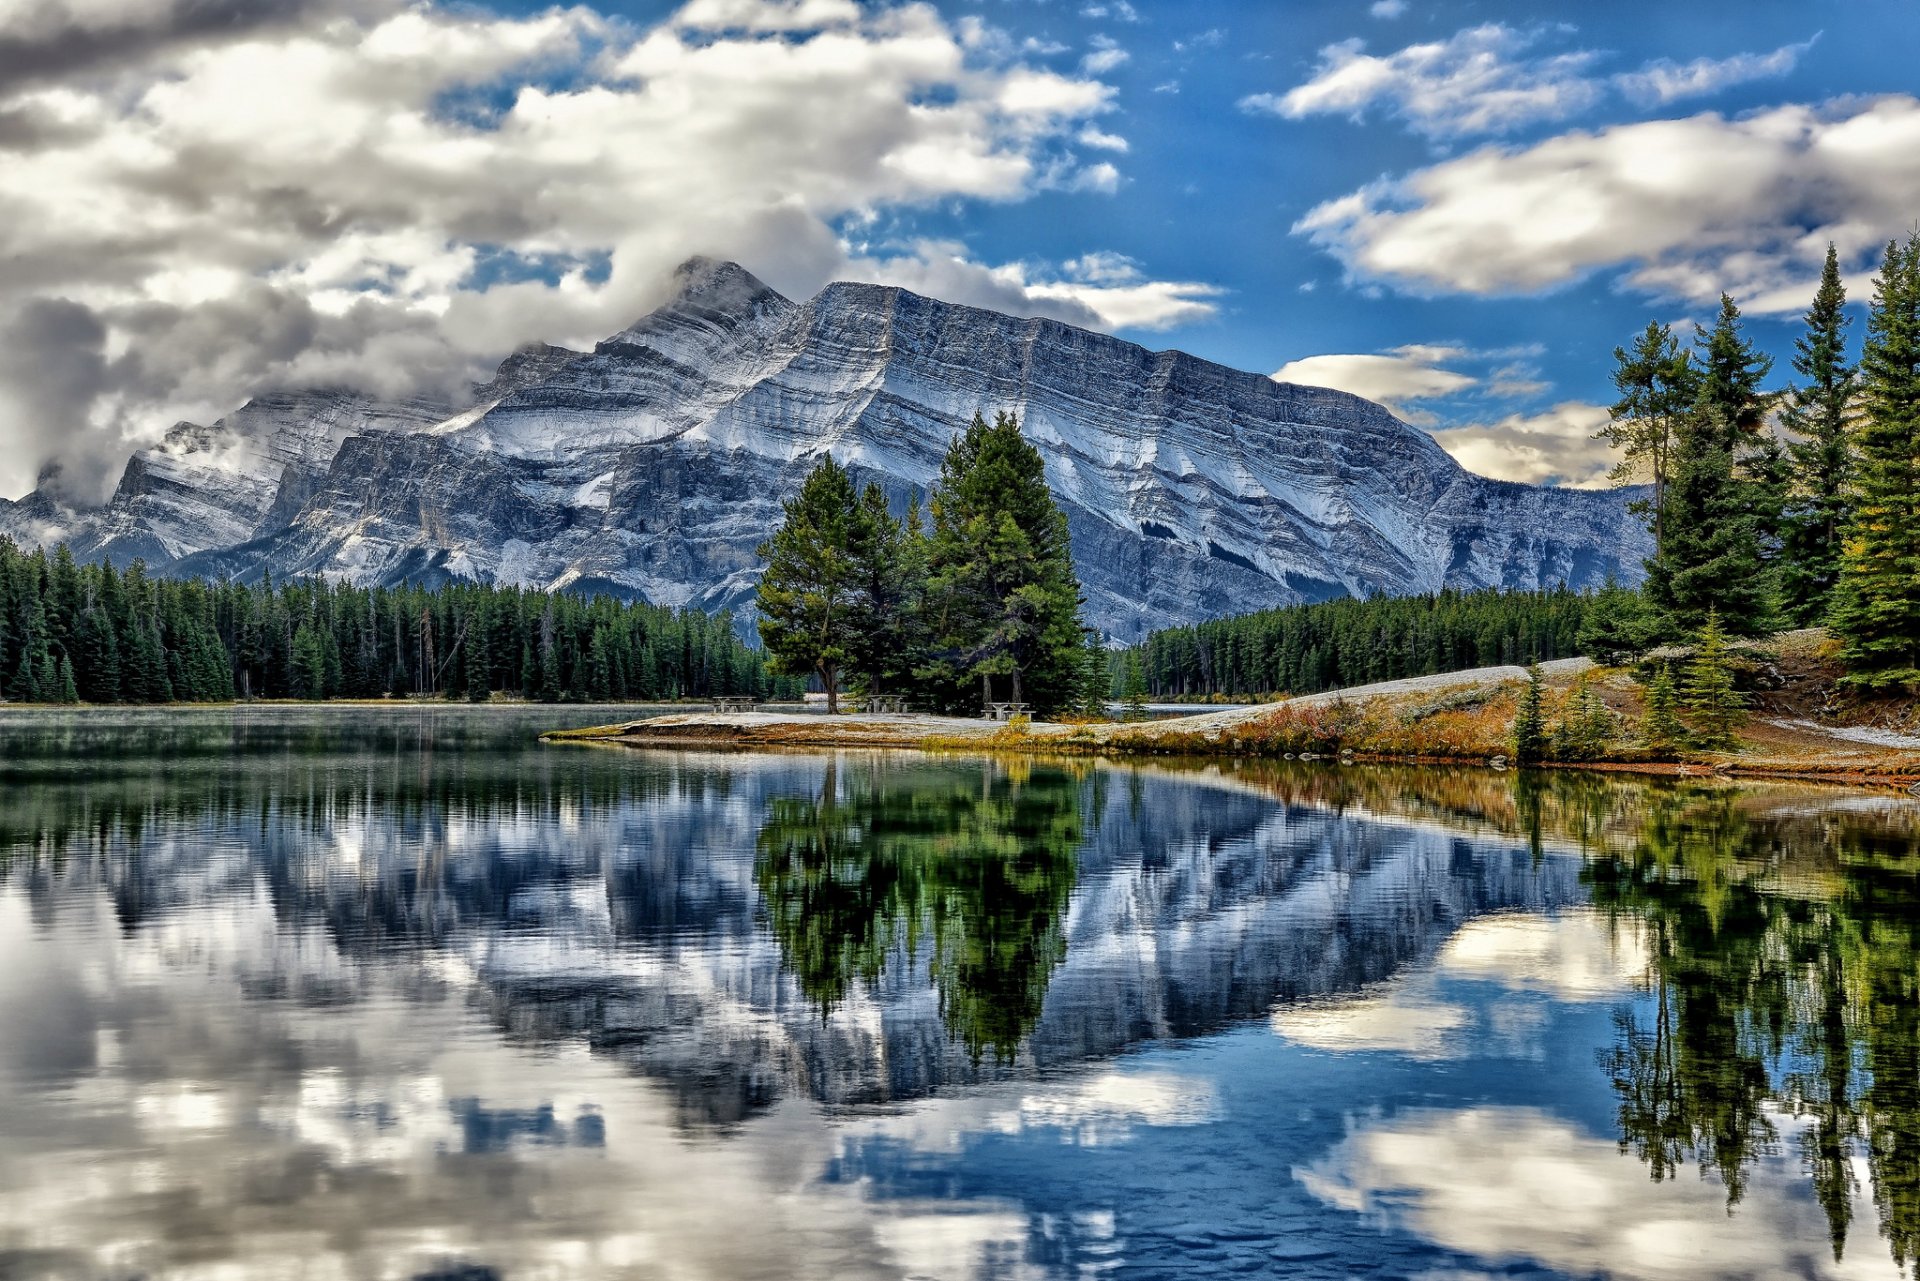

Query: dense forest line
left=0, top=537, right=794, bottom=704
left=1121, top=586, right=1591, bottom=700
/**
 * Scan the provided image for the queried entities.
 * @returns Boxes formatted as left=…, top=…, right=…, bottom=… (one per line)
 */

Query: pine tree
left=1641, top=665, right=1686, bottom=757
left=1644, top=295, right=1777, bottom=638
left=1576, top=575, right=1654, bottom=664
left=756, top=454, right=861, bottom=712
left=1553, top=684, right=1615, bottom=761
left=1832, top=235, right=1920, bottom=690
left=1601, top=321, right=1694, bottom=550
left=1681, top=610, right=1746, bottom=748
left=1121, top=651, right=1149, bottom=721
left=845, top=482, right=921, bottom=700
left=923, top=412, right=1087, bottom=715
left=1779, top=244, right=1858, bottom=624
left=1512, top=665, right=1547, bottom=764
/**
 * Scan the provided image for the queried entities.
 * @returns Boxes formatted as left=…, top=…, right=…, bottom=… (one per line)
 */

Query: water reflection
left=1587, top=785, right=1920, bottom=1270
left=755, top=759, right=1082, bottom=1062
left=3, top=708, right=1919, bottom=1280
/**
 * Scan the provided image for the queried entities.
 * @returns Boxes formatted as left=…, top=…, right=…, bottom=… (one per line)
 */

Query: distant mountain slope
left=2, top=259, right=1649, bottom=640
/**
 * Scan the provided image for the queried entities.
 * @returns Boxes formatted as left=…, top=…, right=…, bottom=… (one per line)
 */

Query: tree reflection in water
left=1588, top=786, right=1920, bottom=1269
left=755, top=758, right=1084, bottom=1063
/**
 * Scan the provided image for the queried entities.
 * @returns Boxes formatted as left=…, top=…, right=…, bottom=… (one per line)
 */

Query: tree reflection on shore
left=1589, top=787, right=1920, bottom=1269
left=755, top=759, right=1084, bottom=1063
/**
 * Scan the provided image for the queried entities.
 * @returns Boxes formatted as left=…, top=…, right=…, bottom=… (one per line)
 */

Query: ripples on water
left=2, top=706, right=1919, bottom=1280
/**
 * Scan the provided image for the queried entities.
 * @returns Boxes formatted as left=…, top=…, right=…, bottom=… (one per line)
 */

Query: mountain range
left=0, top=258, right=1649, bottom=640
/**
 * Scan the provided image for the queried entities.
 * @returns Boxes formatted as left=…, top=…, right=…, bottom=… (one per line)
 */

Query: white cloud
left=1243, top=24, right=1814, bottom=140
left=1370, top=0, right=1408, bottom=18
left=1275, top=347, right=1477, bottom=420
left=849, top=242, right=1222, bottom=332
left=1080, top=2, right=1140, bottom=23
left=1615, top=36, right=1819, bottom=107
left=1431, top=403, right=1619, bottom=488
left=1299, top=1106, right=1897, bottom=1281
left=0, top=0, right=1168, bottom=499
left=1244, top=25, right=1607, bottom=139
left=1293, top=96, right=1920, bottom=311
left=1081, top=33, right=1128, bottom=74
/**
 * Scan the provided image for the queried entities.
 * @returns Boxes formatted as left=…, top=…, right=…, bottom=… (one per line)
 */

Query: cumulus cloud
left=846, top=242, right=1222, bottom=333
left=1275, top=346, right=1477, bottom=422
left=1275, top=343, right=1613, bottom=484
left=1429, top=403, right=1620, bottom=488
left=0, top=0, right=1183, bottom=500
left=1081, top=33, right=1128, bottom=74
left=1242, top=24, right=1814, bottom=140
left=1369, top=0, right=1407, bottom=19
left=1293, top=96, right=1920, bottom=312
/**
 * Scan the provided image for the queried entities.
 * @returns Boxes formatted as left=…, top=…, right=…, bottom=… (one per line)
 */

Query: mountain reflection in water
left=1, top=707, right=1918, bottom=1281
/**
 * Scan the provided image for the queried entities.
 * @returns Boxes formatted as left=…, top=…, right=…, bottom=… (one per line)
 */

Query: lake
left=2, top=706, right=1918, bottom=1281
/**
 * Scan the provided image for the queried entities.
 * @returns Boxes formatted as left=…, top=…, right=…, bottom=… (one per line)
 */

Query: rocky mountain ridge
left=1, top=258, right=1649, bottom=640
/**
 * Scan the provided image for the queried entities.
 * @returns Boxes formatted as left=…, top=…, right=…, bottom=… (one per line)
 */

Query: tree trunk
left=821, top=662, right=839, bottom=714
left=1011, top=665, right=1022, bottom=706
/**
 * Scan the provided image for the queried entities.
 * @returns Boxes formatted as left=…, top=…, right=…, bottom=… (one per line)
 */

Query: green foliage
left=1639, top=665, right=1686, bottom=757
left=1127, top=586, right=1590, bottom=699
left=920, top=412, right=1088, bottom=715
left=1779, top=243, right=1858, bottom=625
left=1832, top=234, right=1920, bottom=690
left=754, top=760, right=1081, bottom=1062
left=1641, top=295, right=1778, bottom=638
left=1680, top=610, right=1746, bottom=748
left=1576, top=574, right=1656, bottom=663
left=0, top=535, right=782, bottom=705
left=1120, top=651, right=1149, bottom=721
left=1512, top=665, right=1547, bottom=764
left=756, top=455, right=862, bottom=712
left=752, top=414, right=1094, bottom=718
left=1551, top=682, right=1615, bottom=762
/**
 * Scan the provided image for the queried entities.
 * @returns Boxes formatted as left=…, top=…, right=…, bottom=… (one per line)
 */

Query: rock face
left=2, top=258, right=1649, bottom=639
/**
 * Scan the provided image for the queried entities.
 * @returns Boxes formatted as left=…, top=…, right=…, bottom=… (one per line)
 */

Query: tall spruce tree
left=923, top=412, right=1088, bottom=715
left=1643, top=295, right=1776, bottom=637
left=844, top=482, right=922, bottom=701
left=1601, top=321, right=1695, bottom=550
left=1832, top=235, right=1920, bottom=689
left=1779, top=244, right=1858, bottom=624
left=757, top=454, right=862, bottom=712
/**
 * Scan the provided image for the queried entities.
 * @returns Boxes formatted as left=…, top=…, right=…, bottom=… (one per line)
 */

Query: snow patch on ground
left=1771, top=719, right=1920, bottom=749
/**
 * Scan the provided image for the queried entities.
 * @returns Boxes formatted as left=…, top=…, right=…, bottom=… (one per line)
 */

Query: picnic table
left=711, top=696, right=759, bottom=714
left=983, top=701, right=1031, bottom=722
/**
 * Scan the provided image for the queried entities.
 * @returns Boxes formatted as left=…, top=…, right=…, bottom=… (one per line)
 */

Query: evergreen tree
left=1120, top=651, right=1149, bottom=721
left=1681, top=610, right=1746, bottom=747
left=1552, top=683, right=1615, bottom=761
left=1641, top=665, right=1686, bottom=757
left=1645, top=401, right=1771, bottom=637
left=922, top=412, right=1088, bottom=715
left=756, top=455, right=861, bottom=712
left=1832, top=235, right=1920, bottom=690
left=1601, top=321, right=1694, bottom=550
left=1643, top=296, right=1777, bottom=638
left=1576, top=575, right=1654, bottom=663
left=1779, top=244, right=1858, bottom=624
left=845, top=482, right=921, bottom=699
left=1513, top=665, right=1548, bottom=764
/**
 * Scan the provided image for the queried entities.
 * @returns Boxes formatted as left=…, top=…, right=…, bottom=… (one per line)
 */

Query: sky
left=1, top=0, right=1916, bottom=502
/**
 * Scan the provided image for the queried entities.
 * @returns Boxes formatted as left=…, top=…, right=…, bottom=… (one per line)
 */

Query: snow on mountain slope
left=4, top=258, right=1649, bottom=640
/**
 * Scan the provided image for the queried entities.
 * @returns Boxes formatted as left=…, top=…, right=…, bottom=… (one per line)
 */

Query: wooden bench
left=983, top=701, right=1031, bottom=722
left=710, top=696, right=759, bottom=714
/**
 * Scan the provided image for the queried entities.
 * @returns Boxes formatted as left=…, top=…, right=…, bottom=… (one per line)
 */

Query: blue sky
left=2, top=0, right=1916, bottom=497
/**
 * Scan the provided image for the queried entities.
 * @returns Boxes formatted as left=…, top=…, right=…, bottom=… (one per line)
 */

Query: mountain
left=0, top=258, right=1650, bottom=640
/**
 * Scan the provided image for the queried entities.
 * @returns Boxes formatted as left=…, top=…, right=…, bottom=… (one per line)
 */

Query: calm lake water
left=3, top=707, right=1919, bottom=1281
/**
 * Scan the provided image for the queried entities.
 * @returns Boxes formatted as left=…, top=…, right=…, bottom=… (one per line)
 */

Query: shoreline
left=541, top=658, right=1920, bottom=793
